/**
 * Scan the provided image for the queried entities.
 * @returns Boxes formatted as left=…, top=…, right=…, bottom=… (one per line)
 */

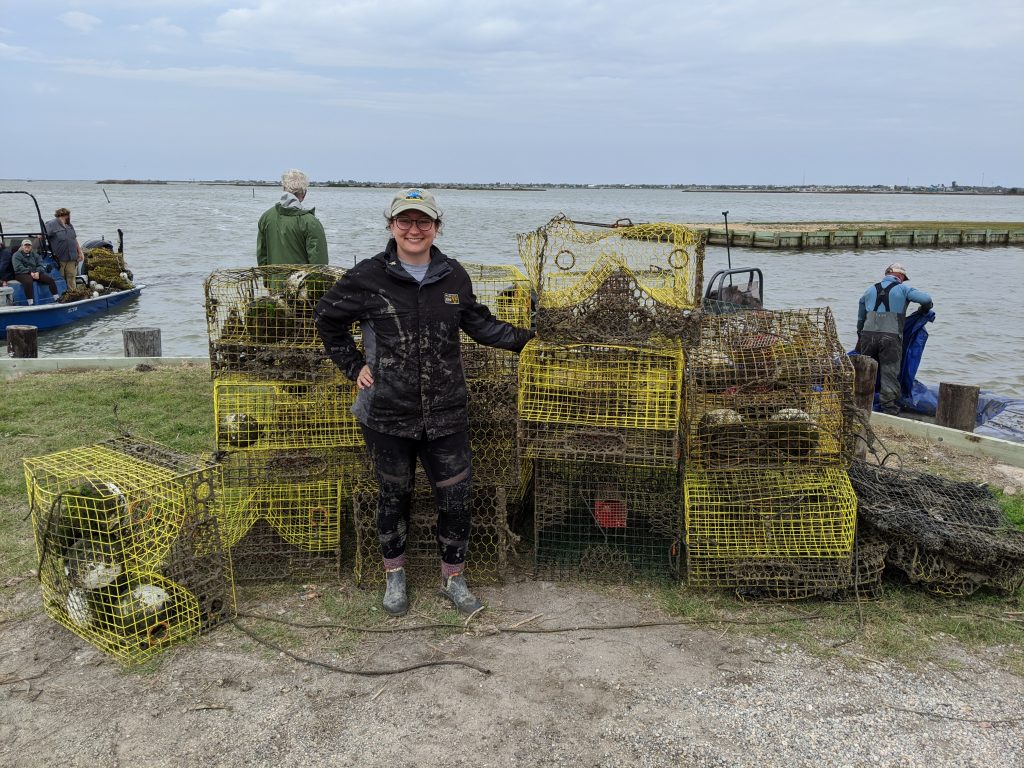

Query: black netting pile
left=849, top=460, right=1024, bottom=596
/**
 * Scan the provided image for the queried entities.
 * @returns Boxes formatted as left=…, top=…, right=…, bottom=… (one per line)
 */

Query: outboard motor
left=82, top=238, right=115, bottom=251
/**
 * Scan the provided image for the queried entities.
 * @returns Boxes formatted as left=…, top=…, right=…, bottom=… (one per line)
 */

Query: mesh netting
left=204, top=265, right=352, bottom=377
left=684, top=308, right=854, bottom=470
left=533, top=460, right=682, bottom=582
left=849, top=460, right=1024, bottom=596
left=518, top=217, right=704, bottom=344
left=352, top=466, right=508, bottom=588
left=460, top=263, right=533, bottom=338
left=518, top=340, right=685, bottom=468
left=229, top=518, right=342, bottom=583
left=684, top=467, right=857, bottom=588
left=24, top=438, right=235, bottom=665
left=213, top=370, right=362, bottom=452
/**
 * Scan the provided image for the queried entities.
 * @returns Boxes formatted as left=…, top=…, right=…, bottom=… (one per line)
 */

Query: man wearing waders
left=856, top=262, right=933, bottom=415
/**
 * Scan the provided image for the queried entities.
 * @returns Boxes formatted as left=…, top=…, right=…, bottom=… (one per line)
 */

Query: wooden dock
left=694, top=224, right=1024, bottom=250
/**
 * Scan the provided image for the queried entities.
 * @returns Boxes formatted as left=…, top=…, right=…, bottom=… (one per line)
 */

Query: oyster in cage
left=65, top=587, right=93, bottom=628
left=284, top=268, right=337, bottom=313
left=765, top=408, right=820, bottom=458
left=65, top=539, right=123, bottom=589
left=696, top=408, right=746, bottom=465
left=220, top=413, right=263, bottom=448
left=117, top=584, right=172, bottom=633
left=70, top=479, right=129, bottom=531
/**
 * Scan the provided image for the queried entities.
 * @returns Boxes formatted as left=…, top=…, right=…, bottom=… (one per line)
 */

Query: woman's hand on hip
left=356, top=364, right=374, bottom=390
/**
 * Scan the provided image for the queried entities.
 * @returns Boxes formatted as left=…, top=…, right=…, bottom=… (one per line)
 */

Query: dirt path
left=2, top=570, right=1023, bottom=768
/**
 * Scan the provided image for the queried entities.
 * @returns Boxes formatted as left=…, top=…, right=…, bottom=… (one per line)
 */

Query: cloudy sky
left=1, top=1, right=1021, bottom=185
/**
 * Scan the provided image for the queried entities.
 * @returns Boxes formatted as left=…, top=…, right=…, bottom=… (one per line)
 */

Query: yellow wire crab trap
left=518, top=339, right=685, bottom=467
left=461, top=263, right=533, bottom=339
left=684, top=308, right=854, bottom=469
left=24, top=438, right=235, bottom=665
left=204, top=264, right=347, bottom=376
left=217, top=448, right=359, bottom=581
left=683, top=467, right=856, bottom=588
left=517, top=217, right=704, bottom=344
left=533, top=459, right=683, bottom=582
left=213, top=369, right=362, bottom=451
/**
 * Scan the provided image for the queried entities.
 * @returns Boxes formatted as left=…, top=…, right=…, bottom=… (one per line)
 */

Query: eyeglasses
left=393, top=216, right=435, bottom=232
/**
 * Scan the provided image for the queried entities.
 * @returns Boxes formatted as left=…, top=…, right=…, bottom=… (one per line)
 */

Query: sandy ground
left=2, top=430, right=1023, bottom=768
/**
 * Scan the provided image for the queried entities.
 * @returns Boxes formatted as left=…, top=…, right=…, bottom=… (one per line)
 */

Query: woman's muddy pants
left=360, top=425, right=472, bottom=569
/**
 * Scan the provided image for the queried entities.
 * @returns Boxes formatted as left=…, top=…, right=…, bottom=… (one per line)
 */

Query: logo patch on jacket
left=444, top=293, right=460, bottom=305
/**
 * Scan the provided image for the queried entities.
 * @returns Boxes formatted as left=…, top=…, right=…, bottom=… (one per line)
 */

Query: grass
left=2, top=365, right=1022, bottom=674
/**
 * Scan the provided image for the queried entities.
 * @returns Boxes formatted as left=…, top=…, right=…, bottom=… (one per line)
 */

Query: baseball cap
left=389, top=188, right=440, bottom=219
left=886, top=262, right=909, bottom=279
left=20, top=239, right=32, bottom=247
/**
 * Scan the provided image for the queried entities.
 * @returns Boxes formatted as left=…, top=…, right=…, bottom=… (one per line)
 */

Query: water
left=3, top=181, right=1023, bottom=397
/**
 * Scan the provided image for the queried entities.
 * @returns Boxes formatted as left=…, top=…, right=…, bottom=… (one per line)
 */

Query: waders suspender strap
left=872, top=282, right=894, bottom=312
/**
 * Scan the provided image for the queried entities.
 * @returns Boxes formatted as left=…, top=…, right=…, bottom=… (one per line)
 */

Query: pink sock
left=441, top=561, right=463, bottom=579
left=384, top=555, right=406, bottom=571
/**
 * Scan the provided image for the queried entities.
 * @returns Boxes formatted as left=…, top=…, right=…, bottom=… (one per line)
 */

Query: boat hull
left=0, top=286, right=145, bottom=338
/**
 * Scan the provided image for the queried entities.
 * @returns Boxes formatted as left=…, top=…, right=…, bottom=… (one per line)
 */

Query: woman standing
left=315, top=188, right=532, bottom=616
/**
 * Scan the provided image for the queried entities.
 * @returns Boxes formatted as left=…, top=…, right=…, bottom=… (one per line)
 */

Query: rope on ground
left=235, top=611, right=824, bottom=636
left=229, top=618, right=491, bottom=677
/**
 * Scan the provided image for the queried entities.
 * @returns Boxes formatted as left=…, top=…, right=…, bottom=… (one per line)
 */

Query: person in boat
left=314, top=188, right=533, bottom=618
left=11, top=239, right=59, bottom=304
left=45, top=207, right=84, bottom=290
left=856, top=262, right=933, bottom=415
left=256, top=169, right=328, bottom=267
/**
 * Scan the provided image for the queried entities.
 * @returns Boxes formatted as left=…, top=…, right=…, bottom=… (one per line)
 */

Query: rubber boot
left=439, top=573, right=483, bottom=617
left=383, top=567, right=408, bottom=617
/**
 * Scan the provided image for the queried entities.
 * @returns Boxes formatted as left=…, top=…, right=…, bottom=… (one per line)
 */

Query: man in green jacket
left=256, top=169, right=328, bottom=266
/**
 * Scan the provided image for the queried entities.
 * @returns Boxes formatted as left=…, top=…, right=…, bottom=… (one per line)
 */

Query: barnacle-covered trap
left=213, top=367, right=362, bottom=452
left=684, top=467, right=857, bottom=589
left=517, top=217, right=704, bottom=344
left=684, top=307, right=854, bottom=470
left=518, top=339, right=685, bottom=468
left=532, top=460, right=683, bottom=582
left=849, top=460, right=1024, bottom=596
left=204, top=265, right=346, bottom=376
left=24, top=438, right=235, bottom=665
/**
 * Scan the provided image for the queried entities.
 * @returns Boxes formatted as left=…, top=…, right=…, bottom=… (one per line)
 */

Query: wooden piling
left=851, top=354, right=878, bottom=459
left=935, top=382, right=979, bottom=432
left=7, top=325, right=38, bottom=358
left=123, top=327, right=162, bottom=358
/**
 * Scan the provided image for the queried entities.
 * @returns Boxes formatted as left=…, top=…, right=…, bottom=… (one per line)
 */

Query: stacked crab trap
left=682, top=306, right=867, bottom=598
left=517, top=217, right=703, bottom=581
left=352, top=264, right=535, bottom=588
left=25, top=438, right=235, bottom=665
left=204, top=265, right=361, bottom=580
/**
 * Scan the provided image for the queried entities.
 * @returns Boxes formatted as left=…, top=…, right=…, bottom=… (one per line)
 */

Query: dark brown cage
left=684, top=307, right=855, bottom=470
left=849, top=460, right=1024, bottom=596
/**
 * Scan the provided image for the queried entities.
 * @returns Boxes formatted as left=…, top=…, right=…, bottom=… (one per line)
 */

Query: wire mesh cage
left=216, top=448, right=359, bottom=581
left=684, top=467, right=857, bottom=588
left=849, top=460, right=1024, bottom=596
left=533, top=459, right=683, bottom=582
left=517, top=217, right=704, bottom=344
left=213, top=369, right=362, bottom=451
left=24, top=438, right=235, bottom=665
left=460, top=263, right=533, bottom=341
left=518, top=340, right=685, bottom=468
left=464, top=344, right=523, bottom=488
left=352, top=468, right=509, bottom=588
left=684, top=307, right=854, bottom=470
left=204, top=265, right=353, bottom=377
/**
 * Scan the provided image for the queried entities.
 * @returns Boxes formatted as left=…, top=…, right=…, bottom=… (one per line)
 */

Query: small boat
left=1, top=191, right=144, bottom=338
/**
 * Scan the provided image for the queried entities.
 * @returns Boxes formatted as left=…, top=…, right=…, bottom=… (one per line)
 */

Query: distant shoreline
left=89, top=179, right=1023, bottom=196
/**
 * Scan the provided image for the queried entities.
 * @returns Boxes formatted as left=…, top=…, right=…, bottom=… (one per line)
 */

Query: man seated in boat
left=11, top=239, right=59, bottom=304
